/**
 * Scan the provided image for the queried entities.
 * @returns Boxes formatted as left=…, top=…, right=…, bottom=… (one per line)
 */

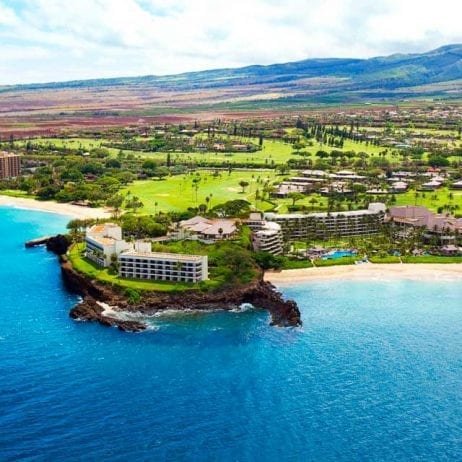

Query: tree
left=239, top=180, right=250, bottom=193
left=105, top=158, right=121, bottom=169
left=126, top=196, right=143, bottom=214
left=106, top=194, right=124, bottom=218
left=192, top=177, right=201, bottom=204
left=309, top=197, right=318, bottom=211
left=288, top=192, right=305, bottom=207
left=153, top=166, right=169, bottom=180
left=254, top=251, right=283, bottom=270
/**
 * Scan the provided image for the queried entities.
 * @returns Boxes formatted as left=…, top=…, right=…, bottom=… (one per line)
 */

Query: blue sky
left=0, top=0, right=461, bottom=85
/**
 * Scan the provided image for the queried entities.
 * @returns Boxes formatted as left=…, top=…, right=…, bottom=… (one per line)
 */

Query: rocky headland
left=32, top=235, right=302, bottom=332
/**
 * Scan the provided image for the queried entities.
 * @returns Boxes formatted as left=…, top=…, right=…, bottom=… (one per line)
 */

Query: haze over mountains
left=1, top=44, right=461, bottom=134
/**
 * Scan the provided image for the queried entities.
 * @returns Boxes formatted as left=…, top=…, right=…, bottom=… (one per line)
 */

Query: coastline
left=0, top=195, right=111, bottom=219
left=265, top=263, right=462, bottom=285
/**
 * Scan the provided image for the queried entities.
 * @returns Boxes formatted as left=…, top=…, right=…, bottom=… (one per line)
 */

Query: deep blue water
left=1, top=206, right=462, bottom=461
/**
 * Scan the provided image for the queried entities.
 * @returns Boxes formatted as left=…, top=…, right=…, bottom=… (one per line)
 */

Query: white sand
left=265, top=263, right=462, bottom=285
left=0, top=195, right=111, bottom=219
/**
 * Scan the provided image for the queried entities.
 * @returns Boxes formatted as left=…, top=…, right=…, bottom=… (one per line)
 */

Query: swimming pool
left=322, top=250, right=357, bottom=260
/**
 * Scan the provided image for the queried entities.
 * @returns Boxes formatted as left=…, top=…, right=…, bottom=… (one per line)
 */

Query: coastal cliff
left=60, top=257, right=301, bottom=331
left=34, top=235, right=301, bottom=332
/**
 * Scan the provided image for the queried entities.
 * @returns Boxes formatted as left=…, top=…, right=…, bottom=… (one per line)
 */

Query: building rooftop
left=179, top=216, right=237, bottom=236
left=120, top=251, right=204, bottom=262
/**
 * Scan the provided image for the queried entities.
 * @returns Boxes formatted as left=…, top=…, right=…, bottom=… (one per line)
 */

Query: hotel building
left=85, top=223, right=132, bottom=267
left=245, top=213, right=284, bottom=255
left=84, top=223, right=208, bottom=283
left=252, top=222, right=284, bottom=255
left=119, top=251, right=208, bottom=283
left=0, top=152, right=21, bottom=179
left=264, top=203, right=386, bottom=241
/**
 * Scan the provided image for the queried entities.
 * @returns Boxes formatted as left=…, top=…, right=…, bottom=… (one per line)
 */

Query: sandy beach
left=265, top=263, right=462, bottom=285
left=0, top=195, right=111, bottom=219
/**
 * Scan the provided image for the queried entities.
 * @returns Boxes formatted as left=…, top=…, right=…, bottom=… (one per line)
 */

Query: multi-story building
left=245, top=212, right=284, bottom=255
left=0, top=152, right=21, bottom=179
left=84, top=223, right=208, bottom=282
left=85, top=223, right=133, bottom=267
left=119, top=251, right=208, bottom=282
left=264, top=203, right=386, bottom=241
left=252, top=222, right=284, bottom=255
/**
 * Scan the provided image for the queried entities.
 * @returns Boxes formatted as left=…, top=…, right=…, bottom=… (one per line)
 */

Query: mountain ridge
left=4, top=44, right=462, bottom=92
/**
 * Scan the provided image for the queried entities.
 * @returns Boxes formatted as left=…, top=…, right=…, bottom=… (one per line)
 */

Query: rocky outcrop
left=60, top=260, right=302, bottom=332
left=69, top=297, right=145, bottom=332
left=34, top=235, right=302, bottom=332
left=25, top=234, right=71, bottom=254
left=46, top=234, right=71, bottom=255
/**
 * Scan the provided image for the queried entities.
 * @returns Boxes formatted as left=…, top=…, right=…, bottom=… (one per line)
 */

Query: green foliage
left=124, top=288, right=141, bottom=304
left=254, top=251, right=284, bottom=270
left=210, top=199, right=251, bottom=217
left=121, top=214, right=167, bottom=238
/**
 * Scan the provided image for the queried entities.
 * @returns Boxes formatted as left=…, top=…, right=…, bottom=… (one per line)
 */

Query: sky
left=0, top=0, right=461, bottom=85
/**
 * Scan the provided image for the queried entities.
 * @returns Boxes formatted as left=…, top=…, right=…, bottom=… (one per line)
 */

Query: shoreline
left=0, top=195, right=111, bottom=220
left=265, top=263, right=462, bottom=285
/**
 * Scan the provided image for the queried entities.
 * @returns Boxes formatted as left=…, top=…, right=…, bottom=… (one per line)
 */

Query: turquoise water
left=1, top=206, right=462, bottom=461
left=323, top=250, right=357, bottom=260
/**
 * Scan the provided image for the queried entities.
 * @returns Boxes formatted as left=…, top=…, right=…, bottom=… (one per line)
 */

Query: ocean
left=1, top=206, right=461, bottom=461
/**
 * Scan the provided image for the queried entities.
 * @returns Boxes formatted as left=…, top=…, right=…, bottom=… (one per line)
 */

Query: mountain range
left=1, top=45, right=462, bottom=123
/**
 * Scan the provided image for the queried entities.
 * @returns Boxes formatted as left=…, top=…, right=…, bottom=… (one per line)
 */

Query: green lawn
left=15, top=134, right=387, bottom=165
left=122, top=170, right=278, bottom=214
left=280, top=258, right=314, bottom=270
left=401, top=255, right=462, bottom=264
left=14, top=137, right=143, bottom=159
left=368, top=255, right=402, bottom=263
left=313, top=256, right=359, bottom=266
left=393, top=187, right=462, bottom=212
left=0, top=190, right=36, bottom=199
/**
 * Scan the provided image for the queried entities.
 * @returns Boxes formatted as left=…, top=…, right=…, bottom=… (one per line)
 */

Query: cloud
left=0, top=0, right=461, bottom=84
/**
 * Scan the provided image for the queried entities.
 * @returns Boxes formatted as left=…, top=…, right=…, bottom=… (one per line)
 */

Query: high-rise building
left=0, top=152, right=21, bottom=179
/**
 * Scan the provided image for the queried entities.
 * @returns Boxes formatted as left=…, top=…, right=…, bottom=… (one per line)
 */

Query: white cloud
left=0, top=0, right=461, bottom=84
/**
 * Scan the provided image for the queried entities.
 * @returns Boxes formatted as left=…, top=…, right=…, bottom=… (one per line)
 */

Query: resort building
left=175, top=216, right=238, bottom=241
left=119, top=251, right=208, bottom=282
left=244, top=212, right=284, bottom=255
left=388, top=206, right=462, bottom=242
left=85, top=223, right=132, bottom=267
left=420, top=179, right=442, bottom=191
left=84, top=223, right=208, bottom=283
left=0, top=152, right=21, bottom=179
left=252, top=222, right=284, bottom=255
left=389, top=181, right=409, bottom=193
left=264, top=203, right=386, bottom=241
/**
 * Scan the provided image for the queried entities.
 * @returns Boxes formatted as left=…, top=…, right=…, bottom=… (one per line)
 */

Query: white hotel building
left=245, top=213, right=284, bottom=255
left=119, top=251, right=208, bottom=283
left=85, top=223, right=132, bottom=267
left=84, top=224, right=208, bottom=283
